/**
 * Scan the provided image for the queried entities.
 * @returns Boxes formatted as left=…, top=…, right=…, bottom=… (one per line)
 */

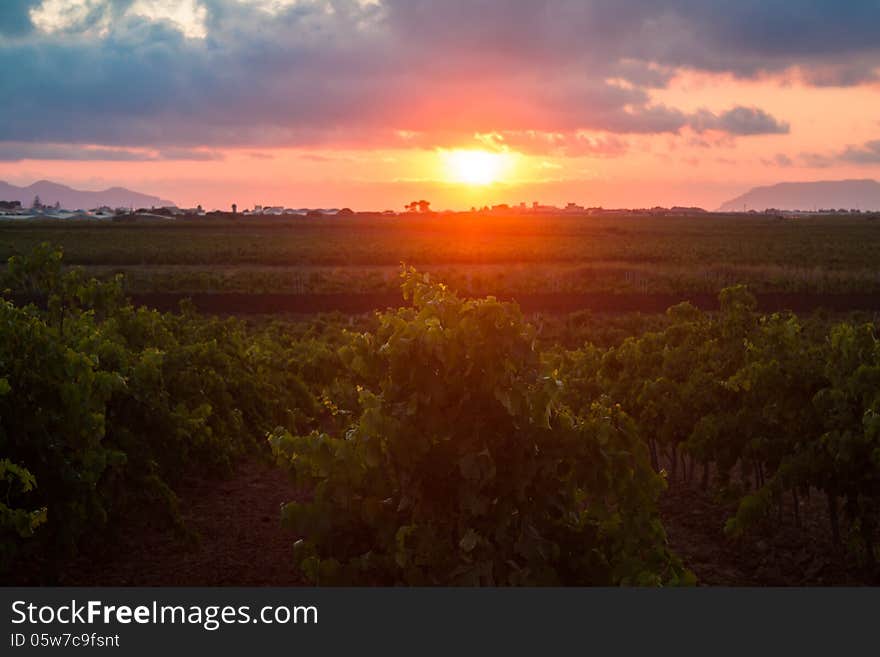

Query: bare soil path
left=51, top=458, right=306, bottom=586
left=16, top=456, right=872, bottom=586
left=659, top=481, right=867, bottom=586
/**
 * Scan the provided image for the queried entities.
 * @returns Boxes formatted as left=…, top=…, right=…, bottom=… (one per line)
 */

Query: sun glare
left=442, top=149, right=512, bottom=185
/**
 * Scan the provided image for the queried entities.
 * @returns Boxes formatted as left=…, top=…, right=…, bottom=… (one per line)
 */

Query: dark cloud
left=614, top=0, right=880, bottom=83
left=0, top=141, right=223, bottom=162
left=799, top=140, right=880, bottom=168
left=1, top=1, right=875, bottom=155
left=156, top=148, right=225, bottom=161
left=0, top=143, right=155, bottom=162
left=611, top=60, right=676, bottom=88
left=691, top=107, right=790, bottom=136
left=476, top=131, right=630, bottom=158
left=800, top=152, right=834, bottom=168
left=840, top=140, right=880, bottom=164
left=384, top=0, right=880, bottom=81
left=761, top=153, right=794, bottom=167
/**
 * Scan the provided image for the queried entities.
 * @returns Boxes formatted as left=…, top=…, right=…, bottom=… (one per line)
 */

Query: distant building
left=175, top=206, right=205, bottom=216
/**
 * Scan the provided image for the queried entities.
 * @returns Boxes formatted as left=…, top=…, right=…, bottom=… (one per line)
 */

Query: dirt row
left=35, top=459, right=307, bottom=586
left=19, top=456, right=871, bottom=587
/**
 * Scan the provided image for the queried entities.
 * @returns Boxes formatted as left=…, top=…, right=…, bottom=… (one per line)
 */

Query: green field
left=2, top=213, right=880, bottom=295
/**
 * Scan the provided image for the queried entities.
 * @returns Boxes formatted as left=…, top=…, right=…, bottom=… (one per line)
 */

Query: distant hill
left=0, top=180, right=175, bottom=210
left=718, top=179, right=880, bottom=212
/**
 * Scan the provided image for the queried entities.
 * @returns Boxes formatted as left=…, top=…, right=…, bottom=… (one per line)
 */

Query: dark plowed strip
left=50, top=458, right=306, bottom=586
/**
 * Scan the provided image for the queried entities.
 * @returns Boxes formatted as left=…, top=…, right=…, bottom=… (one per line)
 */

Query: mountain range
left=5, top=178, right=880, bottom=215
left=0, top=180, right=175, bottom=210
left=718, top=179, right=880, bottom=212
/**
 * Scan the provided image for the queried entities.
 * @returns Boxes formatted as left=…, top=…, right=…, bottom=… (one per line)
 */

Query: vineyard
left=2, top=213, right=880, bottom=298
left=2, top=243, right=879, bottom=585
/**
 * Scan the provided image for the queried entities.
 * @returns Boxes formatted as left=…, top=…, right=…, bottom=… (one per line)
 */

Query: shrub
left=270, top=269, right=688, bottom=585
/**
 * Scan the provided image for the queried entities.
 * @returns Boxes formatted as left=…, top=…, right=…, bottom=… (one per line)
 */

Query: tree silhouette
left=405, top=200, right=431, bottom=213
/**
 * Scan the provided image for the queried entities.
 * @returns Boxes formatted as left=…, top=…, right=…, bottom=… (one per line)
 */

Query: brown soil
left=47, top=458, right=307, bottom=586
left=659, top=480, right=869, bottom=586
left=14, top=456, right=873, bottom=587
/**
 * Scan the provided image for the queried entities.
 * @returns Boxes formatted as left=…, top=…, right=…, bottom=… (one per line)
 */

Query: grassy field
left=2, top=212, right=880, bottom=296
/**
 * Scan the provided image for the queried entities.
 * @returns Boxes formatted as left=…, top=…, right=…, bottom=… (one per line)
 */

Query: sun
left=442, top=149, right=512, bottom=185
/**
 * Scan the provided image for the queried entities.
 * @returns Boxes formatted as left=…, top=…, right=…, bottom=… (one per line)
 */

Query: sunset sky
left=1, top=0, right=879, bottom=210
